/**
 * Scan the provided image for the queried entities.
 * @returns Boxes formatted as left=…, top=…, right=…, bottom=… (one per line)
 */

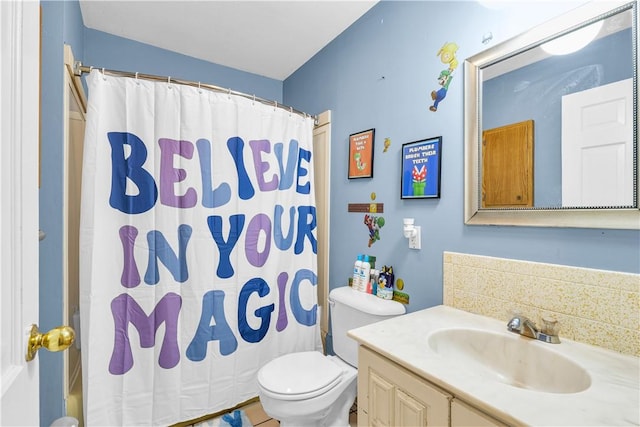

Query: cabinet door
left=451, top=399, right=507, bottom=427
left=396, top=389, right=427, bottom=426
left=369, top=370, right=394, bottom=427
left=359, top=346, right=451, bottom=427
left=482, top=119, right=534, bottom=208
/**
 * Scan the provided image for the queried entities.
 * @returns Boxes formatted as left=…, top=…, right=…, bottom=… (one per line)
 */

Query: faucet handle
left=506, top=316, right=522, bottom=330
left=541, top=316, right=559, bottom=336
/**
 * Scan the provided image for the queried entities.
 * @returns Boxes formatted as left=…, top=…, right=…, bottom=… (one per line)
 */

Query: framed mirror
left=464, top=0, right=638, bottom=229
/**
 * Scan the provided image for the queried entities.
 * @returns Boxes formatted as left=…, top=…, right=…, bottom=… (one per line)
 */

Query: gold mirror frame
left=464, top=0, right=639, bottom=229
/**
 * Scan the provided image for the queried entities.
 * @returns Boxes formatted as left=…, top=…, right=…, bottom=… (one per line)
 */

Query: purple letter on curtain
left=109, top=292, right=182, bottom=374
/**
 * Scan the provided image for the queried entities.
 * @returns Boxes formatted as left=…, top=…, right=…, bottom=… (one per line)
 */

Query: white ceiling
left=79, top=1, right=378, bottom=81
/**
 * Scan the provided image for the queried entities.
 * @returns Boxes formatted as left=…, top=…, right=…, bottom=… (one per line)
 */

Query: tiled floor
left=243, top=400, right=279, bottom=427
left=349, top=401, right=358, bottom=426
left=243, top=399, right=357, bottom=427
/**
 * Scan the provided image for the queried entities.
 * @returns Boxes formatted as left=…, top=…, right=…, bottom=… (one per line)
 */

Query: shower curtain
left=79, top=70, right=320, bottom=426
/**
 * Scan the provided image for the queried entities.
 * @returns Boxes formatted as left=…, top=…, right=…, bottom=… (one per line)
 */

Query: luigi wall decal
left=429, top=42, right=459, bottom=112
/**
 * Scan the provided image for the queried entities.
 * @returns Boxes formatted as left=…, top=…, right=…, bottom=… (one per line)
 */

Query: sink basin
left=427, top=328, right=591, bottom=393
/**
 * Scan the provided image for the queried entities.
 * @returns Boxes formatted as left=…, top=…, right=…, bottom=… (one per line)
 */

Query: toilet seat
left=258, top=351, right=343, bottom=400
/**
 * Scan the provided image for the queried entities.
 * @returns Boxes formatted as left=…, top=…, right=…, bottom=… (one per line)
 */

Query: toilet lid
left=258, top=351, right=342, bottom=399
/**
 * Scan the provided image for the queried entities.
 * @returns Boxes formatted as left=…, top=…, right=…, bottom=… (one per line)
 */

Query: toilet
left=257, top=286, right=406, bottom=427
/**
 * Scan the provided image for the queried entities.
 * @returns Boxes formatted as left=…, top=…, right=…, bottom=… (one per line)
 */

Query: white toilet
left=257, top=286, right=406, bottom=427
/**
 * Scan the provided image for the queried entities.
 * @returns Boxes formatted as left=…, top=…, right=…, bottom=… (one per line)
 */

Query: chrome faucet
left=507, top=314, right=561, bottom=344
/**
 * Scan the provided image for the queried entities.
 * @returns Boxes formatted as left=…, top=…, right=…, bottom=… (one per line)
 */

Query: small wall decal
left=392, top=290, right=410, bottom=305
left=429, top=42, right=459, bottom=112
left=383, top=137, right=391, bottom=153
left=348, top=203, right=384, bottom=213
left=364, top=214, right=385, bottom=247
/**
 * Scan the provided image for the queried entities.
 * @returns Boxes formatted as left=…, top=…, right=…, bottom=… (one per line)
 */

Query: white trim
left=1, top=0, right=40, bottom=423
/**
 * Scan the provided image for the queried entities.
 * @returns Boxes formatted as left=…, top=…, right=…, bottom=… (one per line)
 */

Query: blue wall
left=40, top=1, right=84, bottom=425
left=283, top=0, right=640, bottom=315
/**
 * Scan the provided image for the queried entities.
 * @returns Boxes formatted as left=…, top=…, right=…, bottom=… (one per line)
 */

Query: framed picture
left=348, top=128, right=375, bottom=179
left=400, top=136, right=442, bottom=199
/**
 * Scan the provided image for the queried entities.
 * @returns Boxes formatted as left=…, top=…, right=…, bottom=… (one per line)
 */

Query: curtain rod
left=73, top=61, right=318, bottom=124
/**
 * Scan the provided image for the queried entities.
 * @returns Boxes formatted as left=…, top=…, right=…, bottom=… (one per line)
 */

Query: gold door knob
left=26, top=324, right=75, bottom=361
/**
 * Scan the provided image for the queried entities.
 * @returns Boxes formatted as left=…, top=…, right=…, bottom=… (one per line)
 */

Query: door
left=562, top=78, right=633, bottom=207
left=1, top=1, right=41, bottom=425
left=312, top=111, right=331, bottom=345
left=482, top=120, right=534, bottom=208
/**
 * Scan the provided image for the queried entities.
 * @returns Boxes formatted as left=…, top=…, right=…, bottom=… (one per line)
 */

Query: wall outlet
left=409, top=225, right=421, bottom=249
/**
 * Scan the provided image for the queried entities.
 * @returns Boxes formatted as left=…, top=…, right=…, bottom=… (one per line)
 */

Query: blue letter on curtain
left=108, top=132, right=158, bottom=214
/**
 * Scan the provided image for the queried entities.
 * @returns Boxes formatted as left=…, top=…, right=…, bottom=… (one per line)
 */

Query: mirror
left=464, top=0, right=639, bottom=229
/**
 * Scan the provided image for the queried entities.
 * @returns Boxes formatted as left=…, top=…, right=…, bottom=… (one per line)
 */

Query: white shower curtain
left=79, top=70, right=320, bottom=426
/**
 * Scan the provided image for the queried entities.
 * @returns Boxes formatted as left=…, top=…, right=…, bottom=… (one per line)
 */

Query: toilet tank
left=329, top=286, right=405, bottom=367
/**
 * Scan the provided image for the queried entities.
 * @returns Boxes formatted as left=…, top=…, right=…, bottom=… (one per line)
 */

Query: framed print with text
left=401, top=136, right=442, bottom=199
left=348, top=128, right=375, bottom=179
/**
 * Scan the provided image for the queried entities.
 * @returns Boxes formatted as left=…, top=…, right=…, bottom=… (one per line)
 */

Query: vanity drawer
left=451, top=399, right=507, bottom=427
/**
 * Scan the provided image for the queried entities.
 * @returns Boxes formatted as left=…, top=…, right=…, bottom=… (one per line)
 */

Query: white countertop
left=347, top=305, right=640, bottom=426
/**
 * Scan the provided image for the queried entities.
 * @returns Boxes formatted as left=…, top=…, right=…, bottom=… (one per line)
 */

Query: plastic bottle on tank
left=359, top=255, right=371, bottom=293
left=370, top=269, right=379, bottom=295
left=352, top=254, right=363, bottom=290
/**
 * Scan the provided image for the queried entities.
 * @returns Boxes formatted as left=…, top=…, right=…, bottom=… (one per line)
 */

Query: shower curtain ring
left=274, top=101, right=277, bottom=111
left=252, top=94, right=256, bottom=105
left=228, top=88, right=231, bottom=99
left=290, top=106, right=293, bottom=116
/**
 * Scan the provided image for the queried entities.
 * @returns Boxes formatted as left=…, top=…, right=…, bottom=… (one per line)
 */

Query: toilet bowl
left=257, top=286, right=406, bottom=427
left=257, top=351, right=357, bottom=427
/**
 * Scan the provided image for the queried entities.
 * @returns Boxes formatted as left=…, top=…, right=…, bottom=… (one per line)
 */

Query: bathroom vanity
left=358, top=345, right=506, bottom=426
left=348, top=306, right=640, bottom=426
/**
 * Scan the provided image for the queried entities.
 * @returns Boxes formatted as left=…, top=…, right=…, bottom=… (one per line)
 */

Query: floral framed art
left=400, top=136, right=442, bottom=199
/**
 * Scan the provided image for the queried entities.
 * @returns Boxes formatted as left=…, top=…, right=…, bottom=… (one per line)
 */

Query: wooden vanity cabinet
left=358, top=346, right=450, bottom=426
left=358, top=346, right=507, bottom=427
